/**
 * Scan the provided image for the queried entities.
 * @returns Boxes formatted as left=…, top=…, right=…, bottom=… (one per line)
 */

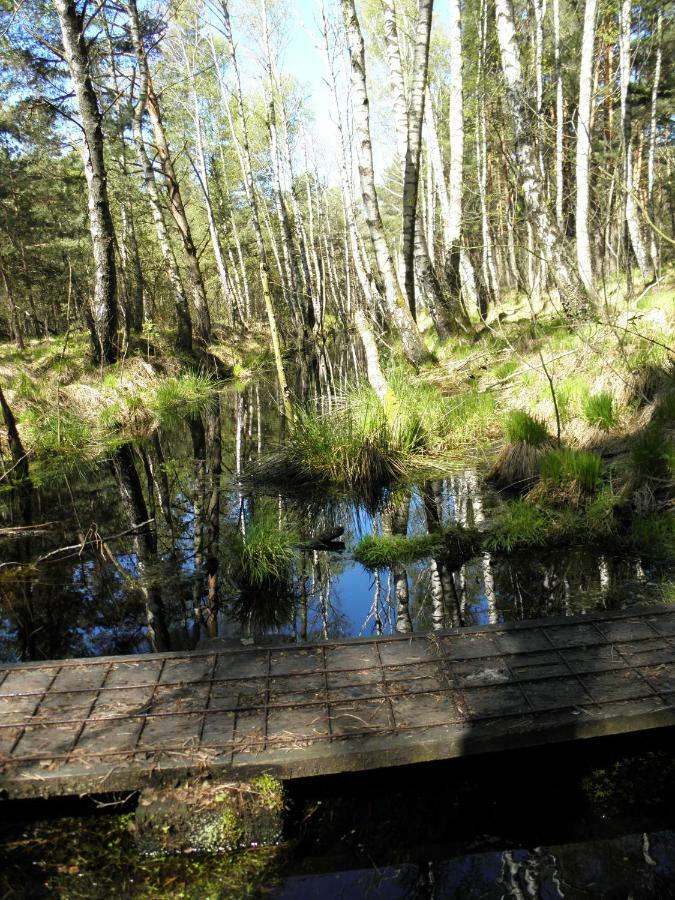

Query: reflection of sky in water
left=274, top=830, right=675, bottom=898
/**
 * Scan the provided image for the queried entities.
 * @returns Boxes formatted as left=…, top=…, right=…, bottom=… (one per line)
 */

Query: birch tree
left=53, top=0, right=118, bottom=363
left=127, top=0, right=212, bottom=345
left=575, top=0, right=597, bottom=291
left=341, top=0, right=429, bottom=365
left=619, top=0, right=653, bottom=283
left=494, top=0, right=595, bottom=317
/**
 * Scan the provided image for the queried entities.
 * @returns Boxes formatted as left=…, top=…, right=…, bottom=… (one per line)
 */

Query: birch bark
left=53, top=0, right=118, bottom=363
left=341, top=0, right=428, bottom=365
left=575, top=0, right=597, bottom=291
left=494, top=0, right=594, bottom=316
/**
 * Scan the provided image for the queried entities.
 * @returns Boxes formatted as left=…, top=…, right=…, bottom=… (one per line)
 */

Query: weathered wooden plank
left=1, top=603, right=674, bottom=799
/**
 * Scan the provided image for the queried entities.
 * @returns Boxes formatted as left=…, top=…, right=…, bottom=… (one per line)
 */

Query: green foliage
left=503, top=410, right=550, bottom=446
left=556, top=376, right=590, bottom=422
left=236, top=504, right=298, bottom=588
left=23, top=408, right=92, bottom=456
left=539, top=448, right=603, bottom=496
left=148, top=374, right=218, bottom=423
left=630, top=422, right=674, bottom=483
left=353, top=533, right=445, bottom=569
left=625, top=511, right=675, bottom=559
left=484, top=500, right=553, bottom=552
left=255, top=376, right=462, bottom=494
left=582, top=391, right=617, bottom=430
left=445, top=389, right=497, bottom=446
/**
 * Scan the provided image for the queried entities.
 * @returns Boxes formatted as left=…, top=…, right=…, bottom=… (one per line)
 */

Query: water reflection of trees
left=0, top=343, right=660, bottom=660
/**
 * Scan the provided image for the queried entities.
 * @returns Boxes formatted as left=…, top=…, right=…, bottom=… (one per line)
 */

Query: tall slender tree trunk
left=647, top=9, right=662, bottom=274
left=53, top=0, right=117, bottom=363
left=341, top=0, right=429, bottom=365
left=400, top=0, right=433, bottom=321
left=494, top=0, right=595, bottom=317
left=191, top=86, right=240, bottom=326
left=575, top=0, right=597, bottom=291
left=130, top=16, right=192, bottom=352
left=619, top=0, right=653, bottom=283
left=553, top=0, right=564, bottom=229
left=127, top=0, right=212, bottom=345
left=214, top=4, right=292, bottom=421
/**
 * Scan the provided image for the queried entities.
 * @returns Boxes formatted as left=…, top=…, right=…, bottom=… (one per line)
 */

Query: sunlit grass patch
left=503, top=410, right=550, bottom=446
left=582, top=391, right=617, bottom=431
left=538, top=448, right=603, bottom=498
left=146, top=373, right=219, bottom=424
left=353, top=533, right=445, bottom=568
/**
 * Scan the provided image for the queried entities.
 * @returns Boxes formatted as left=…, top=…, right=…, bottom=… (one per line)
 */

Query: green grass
left=539, top=448, right=603, bottom=496
left=583, top=391, right=617, bottom=430
left=353, top=533, right=445, bottom=568
left=556, top=375, right=590, bottom=422
left=484, top=500, right=554, bottom=552
left=147, top=374, right=219, bottom=422
left=630, top=422, right=675, bottom=483
left=236, top=504, right=299, bottom=588
left=23, top=408, right=93, bottom=456
left=503, top=410, right=550, bottom=446
left=254, top=374, right=468, bottom=494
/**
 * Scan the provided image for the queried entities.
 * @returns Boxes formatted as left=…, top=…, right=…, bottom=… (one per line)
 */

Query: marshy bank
left=0, top=284, right=673, bottom=657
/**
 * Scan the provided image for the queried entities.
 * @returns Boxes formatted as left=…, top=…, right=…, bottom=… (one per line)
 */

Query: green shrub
left=503, top=410, right=550, bottom=446
left=583, top=391, right=617, bottom=430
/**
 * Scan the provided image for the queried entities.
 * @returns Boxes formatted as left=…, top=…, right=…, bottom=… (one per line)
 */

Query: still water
left=0, top=351, right=670, bottom=663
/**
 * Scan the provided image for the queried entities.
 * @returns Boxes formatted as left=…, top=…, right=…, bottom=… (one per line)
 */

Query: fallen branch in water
left=0, top=519, right=155, bottom=569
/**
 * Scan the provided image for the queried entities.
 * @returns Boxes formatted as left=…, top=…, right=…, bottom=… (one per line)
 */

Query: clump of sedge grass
left=483, top=500, right=553, bottom=552
left=236, top=505, right=299, bottom=587
left=354, top=533, right=445, bottom=569
left=503, top=410, right=550, bottom=446
left=148, top=374, right=218, bottom=424
left=535, top=448, right=603, bottom=504
left=253, top=379, right=455, bottom=496
left=488, top=410, right=553, bottom=492
left=582, top=391, right=617, bottom=431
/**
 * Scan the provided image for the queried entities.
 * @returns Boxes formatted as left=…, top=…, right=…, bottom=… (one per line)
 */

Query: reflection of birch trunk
left=423, top=481, right=453, bottom=631
left=383, top=492, right=412, bottom=634
left=470, top=475, right=498, bottom=625
left=111, top=444, right=169, bottom=651
left=189, top=416, right=206, bottom=627
left=205, top=398, right=222, bottom=637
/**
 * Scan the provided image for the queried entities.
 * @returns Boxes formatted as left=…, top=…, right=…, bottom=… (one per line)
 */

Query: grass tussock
left=487, top=410, right=553, bottom=491
left=353, top=533, right=445, bottom=568
left=252, top=374, right=469, bottom=496
left=582, top=391, right=617, bottom=431
left=536, top=448, right=603, bottom=502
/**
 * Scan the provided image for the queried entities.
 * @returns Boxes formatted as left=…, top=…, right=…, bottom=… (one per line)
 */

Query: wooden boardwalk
left=2, top=604, right=675, bottom=799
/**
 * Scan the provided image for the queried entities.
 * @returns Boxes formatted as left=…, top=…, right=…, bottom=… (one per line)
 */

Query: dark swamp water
left=1, top=343, right=675, bottom=897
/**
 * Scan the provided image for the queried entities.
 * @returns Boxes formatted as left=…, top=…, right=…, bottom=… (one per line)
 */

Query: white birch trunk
left=647, top=10, right=662, bottom=273
left=575, top=0, right=597, bottom=291
left=494, top=0, right=594, bottom=316
left=619, top=0, right=654, bottom=282
left=340, top=0, right=428, bottom=365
